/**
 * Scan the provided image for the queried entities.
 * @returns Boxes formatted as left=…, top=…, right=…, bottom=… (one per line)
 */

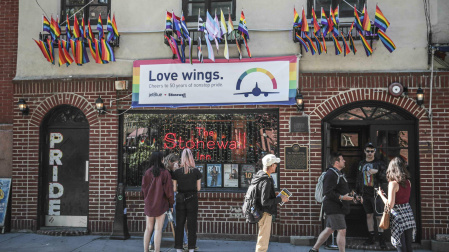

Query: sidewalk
left=0, top=232, right=432, bottom=252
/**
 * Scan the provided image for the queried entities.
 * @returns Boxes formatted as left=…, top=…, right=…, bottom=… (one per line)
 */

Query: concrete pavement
left=0, top=232, right=432, bottom=252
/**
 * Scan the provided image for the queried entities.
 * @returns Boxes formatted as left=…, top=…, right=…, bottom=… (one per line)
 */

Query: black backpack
left=242, top=179, right=265, bottom=224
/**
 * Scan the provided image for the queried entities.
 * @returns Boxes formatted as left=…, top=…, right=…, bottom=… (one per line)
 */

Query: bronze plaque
left=284, top=144, right=308, bottom=170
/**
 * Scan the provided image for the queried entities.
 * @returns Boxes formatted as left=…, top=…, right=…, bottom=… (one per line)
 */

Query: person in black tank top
left=172, top=149, right=202, bottom=252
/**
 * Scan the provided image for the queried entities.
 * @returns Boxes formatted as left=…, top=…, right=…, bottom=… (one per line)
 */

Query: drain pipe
left=429, top=47, right=435, bottom=232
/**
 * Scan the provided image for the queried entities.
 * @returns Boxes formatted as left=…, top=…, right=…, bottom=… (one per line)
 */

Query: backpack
left=315, top=167, right=342, bottom=203
left=242, top=179, right=266, bottom=224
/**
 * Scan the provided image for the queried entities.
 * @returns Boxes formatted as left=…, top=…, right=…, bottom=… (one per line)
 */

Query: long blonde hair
left=180, top=148, right=195, bottom=174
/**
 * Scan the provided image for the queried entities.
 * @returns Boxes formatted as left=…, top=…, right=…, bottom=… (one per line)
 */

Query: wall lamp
left=295, top=89, right=304, bottom=111
left=18, top=99, right=29, bottom=115
left=95, top=96, right=106, bottom=114
left=416, top=87, right=424, bottom=106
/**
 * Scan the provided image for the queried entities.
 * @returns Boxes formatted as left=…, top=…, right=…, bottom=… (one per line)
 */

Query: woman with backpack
left=172, top=148, right=202, bottom=252
left=142, top=151, right=174, bottom=252
left=377, top=157, right=416, bottom=252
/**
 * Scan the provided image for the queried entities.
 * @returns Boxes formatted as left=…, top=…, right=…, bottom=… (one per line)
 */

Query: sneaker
left=363, top=233, right=375, bottom=245
left=149, top=244, right=155, bottom=252
left=308, top=248, right=318, bottom=252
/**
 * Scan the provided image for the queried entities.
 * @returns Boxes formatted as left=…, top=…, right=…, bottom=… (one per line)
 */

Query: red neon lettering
left=196, top=140, right=205, bottom=149
left=164, top=133, right=176, bottom=149
left=207, top=141, right=215, bottom=149
left=229, top=141, right=237, bottom=149
left=186, top=140, right=195, bottom=149
left=178, top=137, right=185, bottom=149
left=217, top=141, right=228, bottom=149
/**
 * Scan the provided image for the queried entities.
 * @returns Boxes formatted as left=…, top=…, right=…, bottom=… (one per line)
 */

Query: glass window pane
left=188, top=3, right=206, bottom=16
left=211, top=2, right=233, bottom=15
left=362, top=107, right=375, bottom=118
left=335, top=112, right=363, bottom=120
left=66, top=0, right=84, bottom=5
left=88, top=6, right=108, bottom=23
left=340, top=133, right=358, bottom=147
left=337, top=0, right=366, bottom=18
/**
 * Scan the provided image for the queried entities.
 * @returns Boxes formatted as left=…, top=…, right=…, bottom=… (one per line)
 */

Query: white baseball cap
left=262, top=154, right=281, bottom=167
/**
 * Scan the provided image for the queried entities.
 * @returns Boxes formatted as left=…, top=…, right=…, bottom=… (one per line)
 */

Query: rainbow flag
left=97, top=14, right=103, bottom=39
left=374, top=5, right=390, bottom=32
left=332, top=34, right=342, bottom=55
left=359, top=32, right=373, bottom=56
left=301, top=7, right=309, bottom=32
left=321, top=7, right=329, bottom=37
left=101, top=38, right=115, bottom=62
left=378, top=30, right=396, bottom=53
left=329, top=6, right=339, bottom=36
left=238, top=10, right=249, bottom=39
left=311, top=7, right=320, bottom=35
left=107, top=14, right=114, bottom=42
left=73, top=17, right=81, bottom=38
left=46, top=38, right=55, bottom=64
left=49, top=16, right=57, bottom=40
left=242, top=35, right=251, bottom=58
left=170, top=36, right=181, bottom=61
left=321, top=30, right=327, bottom=53
left=70, top=39, right=79, bottom=65
left=354, top=5, right=363, bottom=32
left=81, top=40, right=90, bottom=64
left=33, top=39, right=52, bottom=62
left=66, top=14, right=71, bottom=36
left=94, top=38, right=107, bottom=64
left=112, top=14, right=119, bottom=38
left=43, top=15, right=51, bottom=33
left=75, top=40, right=83, bottom=65
left=315, top=37, right=323, bottom=55
left=80, top=16, right=85, bottom=39
left=173, top=11, right=182, bottom=38
left=227, top=12, right=233, bottom=34
left=56, top=16, right=62, bottom=38
left=304, top=32, right=317, bottom=55
left=362, top=5, right=371, bottom=32
left=60, top=40, right=74, bottom=65
left=87, top=19, right=94, bottom=41
left=295, top=33, right=309, bottom=52
left=65, top=22, right=72, bottom=49
left=333, top=5, right=339, bottom=25
left=166, top=11, right=173, bottom=30
left=87, top=38, right=97, bottom=61
left=341, top=32, right=351, bottom=56
left=293, top=7, right=300, bottom=28
left=348, top=32, right=357, bottom=55
left=58, top=41, right=69, bottom=66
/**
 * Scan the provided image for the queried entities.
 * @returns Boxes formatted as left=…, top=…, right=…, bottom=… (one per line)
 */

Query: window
left=307, top=0, right=366, bottom=20
left=182, top=0, right=236, bottom=22
left=61, top=0, right=110, bottom=26
left=120, top=110, right=279, bottom=191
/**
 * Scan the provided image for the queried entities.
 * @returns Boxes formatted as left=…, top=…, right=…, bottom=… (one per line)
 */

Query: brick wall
left=12, top=72, right=449, bottom=240
left=0, top=0, right=18, bottom=124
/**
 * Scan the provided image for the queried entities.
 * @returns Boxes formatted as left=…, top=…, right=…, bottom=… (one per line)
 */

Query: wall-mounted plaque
left=284, top=144, right=308, bottom=170
left=290, top=116, right=309, bottom=133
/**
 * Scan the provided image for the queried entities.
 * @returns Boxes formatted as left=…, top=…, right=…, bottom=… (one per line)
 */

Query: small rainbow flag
left=101, top=39, right=115, bottom=61
left=87, top=38, right=97, bottom=60
left=311, top=7, right=320, bottom=35
left=107, top=14, right=114, bottom=42
left=80, top=16, right=85, bottom=39
left=354, top=5, right=363, bottom=32
left=75, top=40, right=83, bottom=65
left=321, top=30, right=327, bottom=53
left=58, top=41, right=68, bottom=67
left=333, top=5, right=339, bottom=25
left=378, top=30, right=396, bottom=53
left=33, top=39, right=52, bottom=62
left=70, top=39, right=79, bottom=65
left=293, top=7, right=300, bottom=28
left=332, top=34, right=342, bottom=55
left=81, top=40, right=90, bottom=64
left=49, top=16, right=57, bottom=40
left=362, top=5, right=371, bottom=32
left=166, top=11, right=173, bottom=30
left=359, top=32, right=373, bottom=56
left=60, top=40, right=74, bottom=65
left=238, top=10, right=249, bottom=39
left=374, top=5, right=390, bottom=32
left=43, top=15, right=51, bottom=33
left=295, top=33, right=309, bottom=52
left=341, top=32, right=351, bottom=56
left=73, top=17, right=81, bottom=38
left=315, top=37, right=324, bottom=55
left=94, top=38, right=104, bottom=64
left=87, top=19, right=94, bottom=41
left=303, top=32, right=317, bottom=55
left=66, top=14, right=71, bottom=35
left=348, top=32, right=357, bottom=55
left=242, top=35, right=251, bottom=58
left=97, top=14, right=103, bottom=39
left=112, top=14, right=119, bottom=38
left=46, top=38, right=55, bottom=64
left=301, top=7, right=309, bottom=32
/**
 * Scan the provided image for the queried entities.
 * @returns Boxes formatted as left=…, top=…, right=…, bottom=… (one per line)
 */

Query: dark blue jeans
left=175, top=193, right=198, bottom=250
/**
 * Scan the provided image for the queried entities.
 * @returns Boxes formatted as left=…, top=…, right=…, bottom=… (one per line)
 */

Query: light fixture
left=115, top=80, right=128, bottom=90
left=295, top=89, right=304, bottom=111
left=416, top=87, right=424, bottom=106
left=18, top=99, right=29, bottom=115
left=95, top=96, right=106, bottom=114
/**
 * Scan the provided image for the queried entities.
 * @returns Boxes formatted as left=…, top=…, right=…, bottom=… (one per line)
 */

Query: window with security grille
left=182, top=0, right=236, bottom=22
left=61, top=0, right=110, bottom=25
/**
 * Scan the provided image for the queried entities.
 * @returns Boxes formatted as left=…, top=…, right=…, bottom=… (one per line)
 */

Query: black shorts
left=362, top=194, right=384, bottom=216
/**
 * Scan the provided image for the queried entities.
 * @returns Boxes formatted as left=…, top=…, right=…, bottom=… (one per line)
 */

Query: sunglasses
left=365, top=150, right=375, bottom=153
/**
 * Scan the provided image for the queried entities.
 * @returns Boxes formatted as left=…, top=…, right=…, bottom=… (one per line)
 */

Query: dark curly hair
left=148, top=151, right=165, bottom=177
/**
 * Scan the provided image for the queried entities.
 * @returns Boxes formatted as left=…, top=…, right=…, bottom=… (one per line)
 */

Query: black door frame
left=321, top=101, right=421, bottom=240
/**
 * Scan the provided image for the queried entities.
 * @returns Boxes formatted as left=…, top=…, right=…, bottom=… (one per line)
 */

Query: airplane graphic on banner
left=234, top=82, right=279, bottom=97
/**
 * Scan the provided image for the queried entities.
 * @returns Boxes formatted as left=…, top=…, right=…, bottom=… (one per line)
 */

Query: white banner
left=136, top=59, right=293, bottom=106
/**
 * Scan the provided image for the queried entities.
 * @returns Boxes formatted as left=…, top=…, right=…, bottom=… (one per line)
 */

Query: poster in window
left=207, top=164, right=222, bottom=187
left=240, top=164, right=256, bottom=188
left=271, top=173, right=278, bottom=190
left=195, top=164, right=206, bottom=188
left=224, top=164, right=239, bottom=187
left=0, top=178, right=12, bottom=227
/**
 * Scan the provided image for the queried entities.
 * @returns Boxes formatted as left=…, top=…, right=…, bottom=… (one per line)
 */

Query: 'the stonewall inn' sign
left=132, top=55, right=298, bottom=107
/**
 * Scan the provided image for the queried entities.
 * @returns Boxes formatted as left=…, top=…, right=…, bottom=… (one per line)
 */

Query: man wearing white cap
left=252, top=154, right=289, bottom=252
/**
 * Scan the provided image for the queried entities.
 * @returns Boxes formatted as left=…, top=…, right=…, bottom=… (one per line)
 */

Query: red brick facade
left=12, top=72, right=449, bottom=241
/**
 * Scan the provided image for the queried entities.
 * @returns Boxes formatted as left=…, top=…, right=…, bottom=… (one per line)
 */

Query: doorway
left=322, top=101, right=420, bottom=240
left=38, top=105, right=89, bottom=228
